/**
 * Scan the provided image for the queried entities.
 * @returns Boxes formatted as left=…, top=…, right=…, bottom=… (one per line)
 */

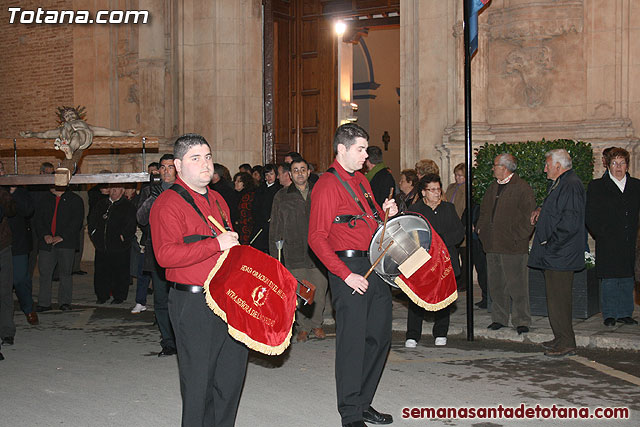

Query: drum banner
left=203, top=245, right=298, bottom=355
left=394, top=217, right=458, bottom=311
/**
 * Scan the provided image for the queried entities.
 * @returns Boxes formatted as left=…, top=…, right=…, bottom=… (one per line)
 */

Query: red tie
left=51, top=195, right=61, bottom=236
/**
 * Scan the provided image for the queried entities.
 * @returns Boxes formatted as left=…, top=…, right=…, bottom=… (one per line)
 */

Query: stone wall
left=403, top=0, right=640, bottom=185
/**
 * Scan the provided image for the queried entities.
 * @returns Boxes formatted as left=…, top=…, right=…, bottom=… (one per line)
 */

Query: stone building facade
left=1, top=0, right=639, bottom=182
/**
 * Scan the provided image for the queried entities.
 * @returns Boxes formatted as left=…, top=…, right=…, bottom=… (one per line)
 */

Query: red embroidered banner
left=394, top=218, right=458, bottom=311
left=204, top=245, right=298, bottom=355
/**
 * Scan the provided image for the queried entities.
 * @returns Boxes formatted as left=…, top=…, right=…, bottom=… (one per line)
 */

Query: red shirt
left=308, top=160, right=383, bottom=280
left=149, top=176, right=232, bottom=286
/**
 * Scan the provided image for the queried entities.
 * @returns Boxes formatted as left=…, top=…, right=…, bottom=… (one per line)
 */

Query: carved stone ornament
left=488, top=2, right=583, bottom=43
left=505, top=46, right=554, bottom=108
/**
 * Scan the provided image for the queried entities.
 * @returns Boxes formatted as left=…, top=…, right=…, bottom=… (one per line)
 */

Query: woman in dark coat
left=233, top=171, right=257, bottom=245
left=405, top=174, right=464, bottom=347
left=586, top=147, right=640, bottom=326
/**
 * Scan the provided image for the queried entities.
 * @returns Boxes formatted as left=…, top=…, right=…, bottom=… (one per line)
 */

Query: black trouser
left=406, top=302, right=450, bottom=340
left=94, top=249, right=130, bottom=302
left=472, top=237, right=488, bottom=301
left=329, top=256, right=392, bottom=425
left=544, top=269, right=576, bottom=349
left=168, top=288, right=248, bottom=427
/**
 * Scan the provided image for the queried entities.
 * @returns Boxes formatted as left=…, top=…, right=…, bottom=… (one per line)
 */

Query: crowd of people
left=0, top=126, right=638, bottom=426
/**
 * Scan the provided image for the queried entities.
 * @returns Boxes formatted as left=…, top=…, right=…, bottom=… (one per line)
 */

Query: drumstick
left=207, top=215, right=227, bottom=234
left=352, top=240, right=394, bottom=294
left=378, top=188, right=394, bottom=250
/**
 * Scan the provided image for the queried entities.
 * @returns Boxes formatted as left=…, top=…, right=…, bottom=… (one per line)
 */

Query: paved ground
left=1, top=263, right=639, bottom=426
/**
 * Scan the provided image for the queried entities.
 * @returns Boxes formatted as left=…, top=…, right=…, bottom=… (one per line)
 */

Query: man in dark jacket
left=251, top=164, right=281, bottom=253
left=477, top=154, right=536, bottom=334
left=88, top=184, right=136, bottom=304
left=0, top=167, right=17, bottom=347
left=137, top=154, right=178, bottom=357
left=34, top=186, right=84, bottom=312
left=586, top=147, right=640, bottom=326
left=269, top=158, right=328, bottom=342
left=529, top=149, right=586, bottom=357
left=365, top=145, right=396, bottom=207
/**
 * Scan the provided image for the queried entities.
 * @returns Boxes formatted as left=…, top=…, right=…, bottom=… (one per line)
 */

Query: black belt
left=169, top=282, right=204, bottom=293
left=335, top=250, right=368, bottom=258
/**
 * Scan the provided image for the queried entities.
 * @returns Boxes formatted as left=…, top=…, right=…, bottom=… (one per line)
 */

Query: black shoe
left=110, top=298, right=124, bottom=305
left=52, top=277, right=60, bottom=282
left=0, top=351, right=4, bottom=361
left=35, top=305, right=52, bottom=313
left=72, top=270, right=88, bottom=276
left=343, top=422, right=367, bottom=427
left=487, top=322, right=504, bottom=330
left=1, top=337, right=14, bottom=346
left=475, top=300, right=487, bottom=309
left=617, top=317, right=638, bottom=325
left=603, top=317, right=616, bottom=326
left=516, top=326, right=529, bottom=335
left=544, top=347, right=577, bottom=357
left=158, top=346, right=177, bottom=357
left=59, top=304, right=72, bottom=311
left=147, top=287, right=154, bottom=295
left=362, top=406, right=393, bottom=425
left=96, top=299, right=107, bottom=304
left=541, top=338, right=558, bottom=350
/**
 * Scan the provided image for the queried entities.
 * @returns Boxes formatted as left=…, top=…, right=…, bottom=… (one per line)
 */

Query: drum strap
left=327, top=168, right=381, bottom=228
left=169, top=184, right=218, bottom=240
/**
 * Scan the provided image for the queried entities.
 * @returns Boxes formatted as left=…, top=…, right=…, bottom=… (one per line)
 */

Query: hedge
left=472, top=139, right=594, bottom=205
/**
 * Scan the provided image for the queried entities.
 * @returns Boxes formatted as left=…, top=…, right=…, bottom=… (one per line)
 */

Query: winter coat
left=586, top=173, right=640, bottom=278
left=88, top=197, right=137, bottom=253
left=528, top=169, right=586, bottom=271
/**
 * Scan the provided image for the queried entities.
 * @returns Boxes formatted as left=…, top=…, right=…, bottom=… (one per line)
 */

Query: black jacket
left=586, top=173, right=640, bottom=278
left=6, top=187, right=34, bottom=255
left=88, top=197, right=137, bottom=253
left=251, top=181, right=282, bottom=252
left=409, top=200, right=464, bottom=276
left=528, top=169, right=586, bottom=271
left=369, top=167, right=396, bottom=208
left=34, top=190, right=84, bottom=251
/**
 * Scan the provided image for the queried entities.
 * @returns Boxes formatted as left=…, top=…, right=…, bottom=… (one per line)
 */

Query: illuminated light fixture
left=350, top=102, right=358, bottom=112
left=335, top=21, right=346, bottom=37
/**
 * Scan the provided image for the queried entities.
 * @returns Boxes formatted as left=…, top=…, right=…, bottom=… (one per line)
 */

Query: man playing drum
left=309, top=123, right=398, bottom=427
left=149, top=134, right=244, bottom=427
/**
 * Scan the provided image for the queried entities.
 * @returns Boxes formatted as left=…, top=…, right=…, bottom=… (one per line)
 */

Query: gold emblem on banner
left=252, top=286, right=268, bottom=307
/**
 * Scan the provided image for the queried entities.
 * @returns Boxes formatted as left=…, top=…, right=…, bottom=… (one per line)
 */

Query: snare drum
left=368, top=214, right=432, bottom=287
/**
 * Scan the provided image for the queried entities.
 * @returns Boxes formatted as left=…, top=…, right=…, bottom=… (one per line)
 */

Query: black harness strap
left=328, top=167, right=381, bottom=228
left=169, top=184, right=217, bottom=241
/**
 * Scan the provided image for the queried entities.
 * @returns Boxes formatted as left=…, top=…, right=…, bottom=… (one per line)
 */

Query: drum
left=368, top=214, right=432, bottom=288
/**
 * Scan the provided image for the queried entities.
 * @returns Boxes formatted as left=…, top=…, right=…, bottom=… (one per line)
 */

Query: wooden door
left=271, top=0, right=337, bottom=172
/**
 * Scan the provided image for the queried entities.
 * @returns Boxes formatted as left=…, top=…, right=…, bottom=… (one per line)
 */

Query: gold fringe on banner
left=202, top=249, right=295, bottom=356
left=394, top=276, right=458, bottom=311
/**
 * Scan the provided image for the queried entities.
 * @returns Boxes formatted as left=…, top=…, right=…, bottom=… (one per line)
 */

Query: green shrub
left=472, top=139, right=594, bottom=205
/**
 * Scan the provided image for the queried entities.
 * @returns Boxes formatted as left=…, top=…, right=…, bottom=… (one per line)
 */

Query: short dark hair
left=148, top=162, right=160, bottom=169
left=159, top=153, right=174, bottom=163
left=239, top=163, right=252, bottom=172
left=263, top=163, right=277, bottom=177
left=278, top=162, right=291, bottom=174
left=251, top=165, right=263, bottom=175
left=417, top=173, right=442, bottom=193
left=290, top=158, right=309, bottom=170
left=400, top=169, right=419, bottom=187
left=366, top=146, right=383, bottom=164
left=333, top=123, right=369, bottom=154
left=173, top=133, right=210, bottom=160
left=284, top=152, right=302, bottom=163
left=40, top=162, right=55, bottom=173
left=233, top=171, right=256, bottom=191
left=213, top=163, right=231, bottom=181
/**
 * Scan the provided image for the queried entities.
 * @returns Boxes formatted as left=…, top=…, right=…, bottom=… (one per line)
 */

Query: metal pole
left=142, top=137, right=147, bottom=172
left=463, top=0, right=475, bottom=341
left=13, top=138, right=18, bottom=174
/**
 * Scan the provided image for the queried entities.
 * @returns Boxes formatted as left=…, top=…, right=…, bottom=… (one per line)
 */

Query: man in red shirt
left=149, top=133, right=243, bottom=427
left=309, top=123, right=398, bottom=427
